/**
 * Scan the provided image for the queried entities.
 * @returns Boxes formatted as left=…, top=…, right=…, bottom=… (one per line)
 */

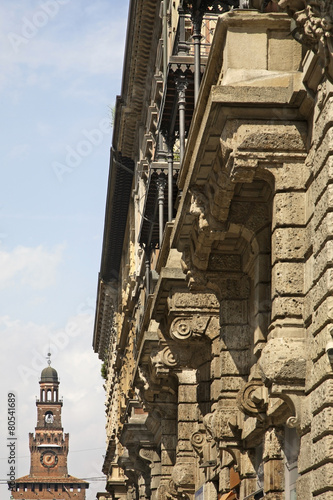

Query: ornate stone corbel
left=271, top=387, right=304, bottom=429
left=237, top=380, right=268, bottom=418
left=203, top=406, right=238, bottom=443
left=150, top=346, right=179, bottom=377
left=190, top=430, right=207, bottom=459
left=259, top=337, right=306, bottom=430
left=170, top=316, right=210, bottom=342
left=279, top=0, right=333, bottom=82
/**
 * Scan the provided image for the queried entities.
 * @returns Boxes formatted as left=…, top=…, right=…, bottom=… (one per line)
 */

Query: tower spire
left=47, top=351, right=51, bottom=366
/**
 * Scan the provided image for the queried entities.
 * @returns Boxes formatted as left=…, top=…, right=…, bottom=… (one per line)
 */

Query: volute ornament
left=190, top=431, right=206, bottom=458
left=237, top=380, right=268, bottom=417
left=150, top=347, right=179, bottom=377
left=203, top=407, right=238, bottom=442
left=170, top=316, right=209, bottom=342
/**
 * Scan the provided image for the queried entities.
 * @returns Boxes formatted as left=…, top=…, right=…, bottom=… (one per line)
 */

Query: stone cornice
left=113, top=0, right=161, bottom=158
left=93, top=279, right=117, bottom=360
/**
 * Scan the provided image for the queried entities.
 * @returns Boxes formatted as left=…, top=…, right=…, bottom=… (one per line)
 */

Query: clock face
left=40, top=450, right=58, bottom=468
left=45, top=412, right=54, bottom=424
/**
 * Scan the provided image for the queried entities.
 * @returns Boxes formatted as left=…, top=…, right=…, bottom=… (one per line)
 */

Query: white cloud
left=0, top=244, right=64, bottom=289
left=0, top=1, right=127, bottom=94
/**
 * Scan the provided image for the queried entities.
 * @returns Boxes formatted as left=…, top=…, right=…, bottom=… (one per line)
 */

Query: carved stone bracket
left=203, top=406, right=239, bottom=443
left=190, top=430, right=207, bottom=458
left=279, top=0, right=333, bottom=83
left=259, top=337, right=306, bottom=430
left=271, top=386, right=305, bottom=430
left=170, top=316, right=209, bottom=342
left=237, top=380, right=268, bottom=418
left=151, top=346, right=179, bottom=376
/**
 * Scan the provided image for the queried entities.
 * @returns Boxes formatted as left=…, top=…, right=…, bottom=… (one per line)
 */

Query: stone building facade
left=11, top=363, right=89, bottom=499
left=93, top=0, right=333, bottom=498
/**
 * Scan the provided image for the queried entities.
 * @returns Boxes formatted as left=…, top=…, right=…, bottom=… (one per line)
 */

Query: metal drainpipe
left=163, top=0, right=168, bottom=81
left=167, top=137, right=174, bottom=221
left=176, top=76, right=188, bottom=164
left=192, top=12, right=202, bottom=105
left=156, top=176, right=167, bottom=248
left=145, top=247, right=151, bottom=299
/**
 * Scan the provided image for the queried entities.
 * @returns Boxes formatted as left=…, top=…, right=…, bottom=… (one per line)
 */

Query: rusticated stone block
left=220, top=375, right=244, bottom=392
left=312, top=408, right=333, bottom=442
left=307, top=355, right=332, bottom=390
left=313, top=184, right=333, bottom=231
left=309, top=297, right=333, bottom=337
left=220, top=300, right=247, bottom=325
left=313, top=212, right=333, bottom=256
left=169, top=291, right=219, bottom=311
left=271, top=262, right=304, bottom=296
left=310, top=325, right=332, bottom=360
left=312, top=434, right=333, bottom=466
left=313, top=243, right=333, bottom=283
left=272, top=227, right=308, bottom=263
left=272, top=161, right=310, bottom=191
left=178, top=385, right=197, bottom=403
left=312, top=98, right=333, bottom=145
left=259, top=337, right=306, bottom=384
left=298, top=432, right=313, bottom=474
left=271, top=296, right=303, bottom=320
left=312, top=463, right=333, bottom=495
left=272, top=192, right=306, bottom=228
left=312, top=156, right=333, bottom=204
left=177, top=404, right=197, bottom=422
left=218, top=275, right=250, bottom=300
left=178, top=421, right=195, bottom=441
left=296, top=472, right=312, bottom=499
left=220, top=325, right=251, bottom=350
left=309, top=127, right=333, bottom=178
left=311, top=379, right=333, bottom=414
left=220, top=350, right=249, bottom=375
left=176, top=438, right=193, bottom=453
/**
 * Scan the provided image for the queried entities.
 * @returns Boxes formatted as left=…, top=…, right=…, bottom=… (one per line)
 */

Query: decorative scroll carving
left=170, top=318, right=192, bottom=341
left=279, top=0, right=333, bottom=82
left=203, top=407, right=238, bottom=442
left=237, top=381, right=268, bottom=417
left=150, top=347, right=179, bottom=376
left=170, top=316, right=209, bottom=341
left=190, top=431, right=206, bottom=458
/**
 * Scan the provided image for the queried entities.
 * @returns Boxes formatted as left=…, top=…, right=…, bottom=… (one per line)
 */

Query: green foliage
left=101, top=362, right=107, bottom=379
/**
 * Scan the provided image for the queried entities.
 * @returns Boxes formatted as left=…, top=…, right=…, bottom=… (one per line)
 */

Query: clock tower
left=11, top=358, right=89, bottom=499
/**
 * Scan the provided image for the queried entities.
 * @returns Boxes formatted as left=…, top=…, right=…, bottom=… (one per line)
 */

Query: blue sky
left=0, top=1, right=129, bottom=498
